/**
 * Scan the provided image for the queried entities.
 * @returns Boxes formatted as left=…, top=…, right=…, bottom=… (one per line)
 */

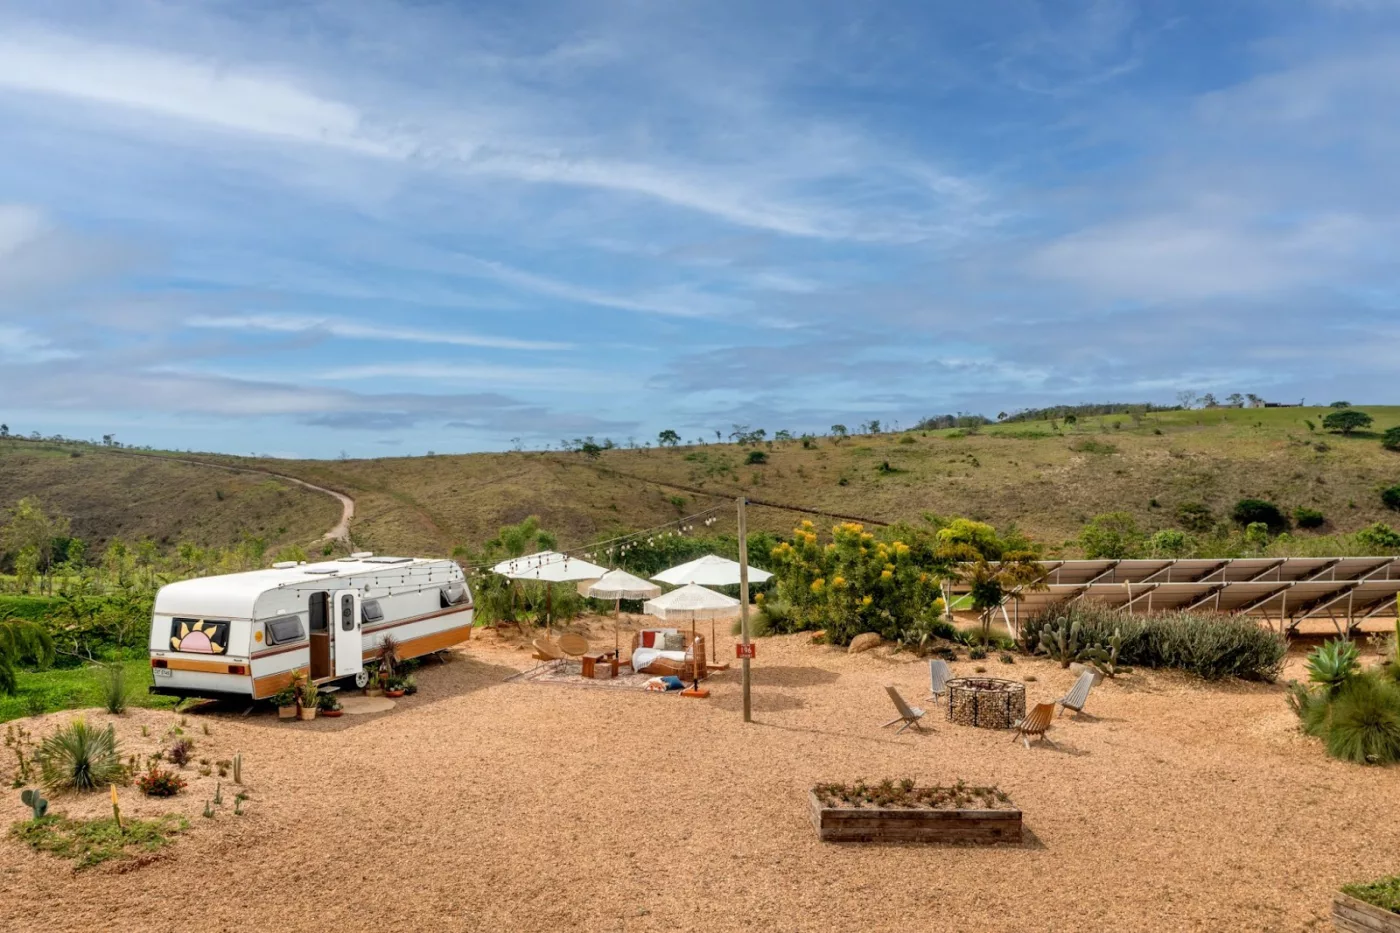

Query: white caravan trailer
left=148, top=554, right=472, bottom=702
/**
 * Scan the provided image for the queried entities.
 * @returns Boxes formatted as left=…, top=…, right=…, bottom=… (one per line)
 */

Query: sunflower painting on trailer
left=170, top=619, right=230, bottom=654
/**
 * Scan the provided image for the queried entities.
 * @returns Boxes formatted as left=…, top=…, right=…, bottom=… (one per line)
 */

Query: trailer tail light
left=152, top=659, right=168, bottom=668
left=227, top=664, right=247, bottom=675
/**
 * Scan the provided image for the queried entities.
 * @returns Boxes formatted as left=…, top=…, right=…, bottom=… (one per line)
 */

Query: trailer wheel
left=354, top=670, right=370, bottom=689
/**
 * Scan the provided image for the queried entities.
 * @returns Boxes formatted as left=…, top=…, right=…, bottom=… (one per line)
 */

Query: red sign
left=735, top=643, right=756, bottom=659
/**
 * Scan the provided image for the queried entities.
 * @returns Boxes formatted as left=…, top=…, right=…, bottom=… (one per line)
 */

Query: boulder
left=1068, top=661, right=1104, bottom=685
left=848, top=632, right=882, bottom=654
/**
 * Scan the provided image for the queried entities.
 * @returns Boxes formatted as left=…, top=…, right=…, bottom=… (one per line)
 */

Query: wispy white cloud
left=187, top=314, right=571, bottom=351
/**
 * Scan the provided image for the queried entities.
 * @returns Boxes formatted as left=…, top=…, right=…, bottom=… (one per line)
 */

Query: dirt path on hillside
left=100, top=449, right=355, bottom=542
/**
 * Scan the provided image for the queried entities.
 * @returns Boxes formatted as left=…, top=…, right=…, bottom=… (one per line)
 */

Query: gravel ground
left=1, top=622, right=1394, bottom=933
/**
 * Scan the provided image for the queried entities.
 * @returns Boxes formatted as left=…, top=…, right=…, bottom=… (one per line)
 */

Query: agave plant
left=1306, top=639, right=1359, bottom=697
left=37, top=718, right=124, bottom=793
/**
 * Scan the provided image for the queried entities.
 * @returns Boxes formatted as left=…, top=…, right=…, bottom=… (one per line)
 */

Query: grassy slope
left=0, top=657, right=178, bottom=722
left=174, top=406, right=1400, bottom=556
left=0, top=440, right=341, bottom=553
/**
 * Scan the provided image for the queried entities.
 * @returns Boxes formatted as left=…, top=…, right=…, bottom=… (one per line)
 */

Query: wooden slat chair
left=882, top=687, right=928, bottom=735
left=1013, top=702, right=1056, bottom=749
left=1057, top=670, right=1096, bottom=718
left=926, top=659, right=951, bottom=705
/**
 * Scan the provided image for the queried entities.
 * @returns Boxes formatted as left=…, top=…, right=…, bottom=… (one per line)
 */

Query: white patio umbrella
left=644, top=583, right=742, bottom=680
left=652, top=554, right=772, bottom=587
left=585, top=569, right=662, bottom=656
left=492, top=551, right=609, bottom=629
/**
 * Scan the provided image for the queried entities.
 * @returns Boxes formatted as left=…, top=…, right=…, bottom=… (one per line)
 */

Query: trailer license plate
left=154, top=667, right=173, bottom=678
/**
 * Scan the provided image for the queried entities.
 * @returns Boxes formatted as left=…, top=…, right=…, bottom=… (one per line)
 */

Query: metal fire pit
left=945, top=678, right=1026, bottom=730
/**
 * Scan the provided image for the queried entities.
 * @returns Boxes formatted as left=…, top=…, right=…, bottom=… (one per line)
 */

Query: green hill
left=118, top=405, right=1400, bottom=557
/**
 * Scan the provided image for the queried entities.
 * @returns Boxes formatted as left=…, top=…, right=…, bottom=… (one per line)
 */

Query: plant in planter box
left=401, top=675, right=418, bottom=697
left=383, top=674, right=407, bottom=698
left=317, top=693, right=343, bottom=717
left=297, top=678, right=319, bottom=720
left=271, top=686, right=297, bottom=718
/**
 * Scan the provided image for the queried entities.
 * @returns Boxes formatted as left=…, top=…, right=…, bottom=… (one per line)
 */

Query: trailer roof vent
left=272, top=561, right=298, bottom=569
left=363, top=556, right=412, bottom=564
left=303, top=568, right=339, bottom=575
left=350, top=551, right=374, bottom=559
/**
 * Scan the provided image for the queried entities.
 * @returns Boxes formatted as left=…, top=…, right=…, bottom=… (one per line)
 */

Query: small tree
left=1226, top=393, right=1244, bottom=408
left=1147, top=529, right=1192, bottom=558
left=1384, top=426, right=1400, bottom=452
left=1322, top=409, right=1373, bottom=435
left=1077, top=512, right=1144, bottom=559
left=1330, top=400, right=1352, bottom=408
left=658, top=429, right=680, bottom=448
left=1176, top=390, right=1198, bottom=410
left=1201, top=393, right=1219, bottom=408
left=830, top=424, right=848, bottom=443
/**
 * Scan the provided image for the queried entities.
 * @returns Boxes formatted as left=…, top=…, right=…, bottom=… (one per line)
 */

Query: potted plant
left=402, top=675, right=418, bottom=696
left=272, top=686, right=298, bottom=719
left=317, top=692, right=343, bottom=718
left=362, top=661, right=383, bottom=697
left=383, top=674, right=406, bottom=699
left=298, top=677, right=319, bottom=721
left=378, top=634, right=401, bottom=686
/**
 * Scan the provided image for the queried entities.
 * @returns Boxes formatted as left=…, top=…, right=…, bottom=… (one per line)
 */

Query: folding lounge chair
left=1057, top=670, right=1096, bottom=718
left=926, top=659, right=951, bottom=705
left=881, top=686, right=928, bottom=735
left=1012, top=702, right=1056, bottom=749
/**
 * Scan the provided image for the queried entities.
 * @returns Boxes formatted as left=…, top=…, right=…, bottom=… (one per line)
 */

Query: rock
left=848, top=633, right=882, bottom=654
left=810, top=630, right=827, bottom=644
left=1068, top=662, right=1103, bottom=685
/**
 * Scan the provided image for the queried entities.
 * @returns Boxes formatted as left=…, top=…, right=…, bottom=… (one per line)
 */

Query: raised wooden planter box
left=809, top=791, right=1022, bottom=844
left=1334, top=892, right=1400, bottom=933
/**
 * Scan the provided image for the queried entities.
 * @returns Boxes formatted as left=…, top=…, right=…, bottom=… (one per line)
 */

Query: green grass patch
left=9, top=814, right=187, bottom=869
left=1342, top=876, right=1400, bottom=914
left=0, top=595, right=63, bottom=623
left=0, top=658, right=178, bottom=723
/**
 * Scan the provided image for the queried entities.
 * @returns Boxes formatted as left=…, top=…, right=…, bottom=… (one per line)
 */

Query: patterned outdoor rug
left=507, top=659, right=655, bottom=690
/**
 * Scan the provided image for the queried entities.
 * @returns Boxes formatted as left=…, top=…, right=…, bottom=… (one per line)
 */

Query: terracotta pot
left=321, top=708, right=344, bottom=718
left=384, top=689, right=405, bottom=698
left=278, top=705, right=297, bottom=720
left=298, top=706, right=317, bottom=721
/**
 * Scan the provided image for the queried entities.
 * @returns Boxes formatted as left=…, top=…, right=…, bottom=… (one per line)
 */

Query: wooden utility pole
left=738, top=496, right=752, bottom=723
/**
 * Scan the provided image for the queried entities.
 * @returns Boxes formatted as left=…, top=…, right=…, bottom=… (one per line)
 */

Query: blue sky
left=1, top=0, right=1397, bottom=457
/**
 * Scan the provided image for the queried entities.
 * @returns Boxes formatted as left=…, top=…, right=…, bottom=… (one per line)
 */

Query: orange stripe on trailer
left=155, top=657, right=248, bottom=676
left=363, top=622, right=473, bottom=662
left=252, top=667, right=306, bottom=700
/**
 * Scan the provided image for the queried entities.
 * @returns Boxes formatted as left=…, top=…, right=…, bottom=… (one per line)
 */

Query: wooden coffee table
left=581, top=650, right=619, bottom=679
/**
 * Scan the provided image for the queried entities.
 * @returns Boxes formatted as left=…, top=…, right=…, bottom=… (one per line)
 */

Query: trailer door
left=333, top=590, right=363, bottom=678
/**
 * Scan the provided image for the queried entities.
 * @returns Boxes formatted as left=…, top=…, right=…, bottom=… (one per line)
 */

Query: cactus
left=1081, top=628, right=1131, bottom=678
left=20, top=788, right=48, bottom=820
left=203, top=800, right=215, bottom=819
left=234, top=793, right=246, bottom=816
left=1037, top=619, right=1083, bottom=668
left=232, top=753, right=242, bottom=785
left=214, top=782, right=223, bottom=806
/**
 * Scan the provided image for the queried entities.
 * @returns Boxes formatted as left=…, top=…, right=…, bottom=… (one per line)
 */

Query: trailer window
left=440, top=581, right=468, bottom=608
left=264, top=616, right=305, bottom=646
left=169, top=618, right=230, bottom=655
left=361, top=599, right=384, bottom=624
left=340, top=593, right=356, bottom=631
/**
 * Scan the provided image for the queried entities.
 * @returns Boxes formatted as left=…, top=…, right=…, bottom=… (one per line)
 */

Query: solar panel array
left=952, top=557, right=1400, bottom=635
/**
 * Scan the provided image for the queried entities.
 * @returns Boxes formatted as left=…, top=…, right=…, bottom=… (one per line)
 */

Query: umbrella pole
left=615, top=598, right=620, bottom=657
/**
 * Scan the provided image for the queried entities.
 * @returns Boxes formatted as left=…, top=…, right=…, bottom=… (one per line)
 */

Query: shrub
left=1175, top=502, right=1215, bottom=533
left=165, top=738, right=195, bottom=767
left=1357, top=522, right=1400, bottom=551
left=37, top=719, right=124, bottom=793
left=1383, top=426, right=1400, bottom=452
left=99, top=663, right=126, bottom=715
left=1020, top=605, right=1286, bottom=681
left=1147, top=529, right=1192, bottom=557
left=1077, top=512, right=1144, bottom=559
left=1292, top=507, right=1325, bottom=529
left=1322, top=409, right=1373, bottom=435
left=1383, top=485, right=1400, bottom=512
left=744, top=450, right=768, bottom=465
left=1325, top=673, right=1400, bottom=765
left=1231, top=498, right=1288, bottom=534
left=136, top=765, right=187, bottom=797
left=1342, top=876, right=1400, bottom=914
